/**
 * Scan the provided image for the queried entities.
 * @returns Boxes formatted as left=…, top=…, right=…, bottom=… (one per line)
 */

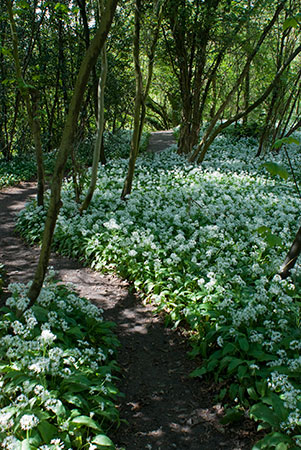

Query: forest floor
left=0, top=131, right=260, bottom=450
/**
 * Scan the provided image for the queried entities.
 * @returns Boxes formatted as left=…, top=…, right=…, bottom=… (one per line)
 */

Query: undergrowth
left=16, top=134, right=301, bottom=449
left=0, top=275, right=120, bottom=449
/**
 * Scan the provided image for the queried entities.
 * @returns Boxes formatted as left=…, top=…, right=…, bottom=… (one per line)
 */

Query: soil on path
left=0, top=132, right=259, bottom=449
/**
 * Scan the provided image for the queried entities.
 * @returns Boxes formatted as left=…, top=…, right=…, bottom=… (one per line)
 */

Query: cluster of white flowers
left=20, top=414, right=39, bottom=430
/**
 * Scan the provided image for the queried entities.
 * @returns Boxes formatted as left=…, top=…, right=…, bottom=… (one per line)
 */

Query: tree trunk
left=6, top=0, right=45, bottom=206
left=25, top=0, right=118, bottom=309
left=121, top=0, right=143, bottom=200
left=80, top=39, right=108, bottom=213
left=279, top=225, right=301, bottom=279
left=121, top=0, right=163, bottom=199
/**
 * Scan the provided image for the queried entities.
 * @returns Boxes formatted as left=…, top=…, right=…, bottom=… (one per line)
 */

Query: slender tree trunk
left=77, top=0, right=99, bottom=118
left=25, top=0, right=118, bottom=309
left=80, top=40, right=108, bottom=213
left=6, top=0, right=45, bottom=206
left=121, top=0, right=163, bottom=199
left=121, top=0, right=143, bottom=200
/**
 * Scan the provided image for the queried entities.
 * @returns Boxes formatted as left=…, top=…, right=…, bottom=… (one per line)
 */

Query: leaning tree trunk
left=279, top=225, right=301, bottom=279
left=25, top=0, right=118, bottom=309
left=190, top=44, right=301, bottom=164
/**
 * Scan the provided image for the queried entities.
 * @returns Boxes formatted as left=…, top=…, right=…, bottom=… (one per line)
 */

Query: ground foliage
left=0, top=273, right=120, bottom=449
left=0, top=130, right=150, bottom=189
left=17, top=134, right=301, bottom=449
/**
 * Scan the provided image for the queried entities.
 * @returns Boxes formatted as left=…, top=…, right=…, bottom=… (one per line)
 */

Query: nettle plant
left=0, top=275, right=120, bottom=450
left=17, top=134, right=301, bottom=448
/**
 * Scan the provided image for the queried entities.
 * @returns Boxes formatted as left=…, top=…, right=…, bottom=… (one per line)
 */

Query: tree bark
left=121, top=0, right=143, bottom=200
left=6, top=0, right=45, bottom=206
left=121, top=0, right=163, bottom=199
left=279, top=225, right=301, bottom=279
left=190, top=44, right=301, bottom=164
left=80, top=0, right=108, bottom=213
left=26, top=0, right=118, bottom=309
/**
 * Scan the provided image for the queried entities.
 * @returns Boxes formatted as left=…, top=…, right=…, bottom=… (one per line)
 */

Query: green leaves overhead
left=283, top=15, right=300, bottom=31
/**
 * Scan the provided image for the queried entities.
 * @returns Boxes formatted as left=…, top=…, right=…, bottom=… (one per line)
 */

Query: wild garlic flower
left=1, top=436, right=20, bottom=449
left=0, top=412, right=14, bottom=432
left=20, top=414, right=39, bottom=430
left=40, top=329, right=56, bottom=344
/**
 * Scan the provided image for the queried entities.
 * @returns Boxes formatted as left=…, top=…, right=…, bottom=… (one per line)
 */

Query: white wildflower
left=20, top=414, right=39, bottom=430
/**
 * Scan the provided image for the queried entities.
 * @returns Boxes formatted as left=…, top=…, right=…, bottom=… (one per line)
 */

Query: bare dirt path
left=0, top=133, right=258, bottom=449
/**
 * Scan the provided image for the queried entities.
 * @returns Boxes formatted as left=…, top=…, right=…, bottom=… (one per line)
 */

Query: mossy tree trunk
left=26, top=0, right=118, bottom=309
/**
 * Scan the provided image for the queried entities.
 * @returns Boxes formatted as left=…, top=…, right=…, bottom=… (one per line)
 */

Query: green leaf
left=227, top=358, right=244, bottom=372
left=275, top=443, right=289, bottom=450
left=229, top=383, right=239, bottom=399
left=220, top=407, right=244, bottom=425
left=67, top=326, right=85, bottom=339
left=71, top=415, right=101, bottom=430
left=283, top=17, right=298, bottom=31
left=262, top=393, right=288, bottom=422
left=256, top=225, right=270, bottom=235
left=273, top=137, right=300, bottom=148
left=247, top=386, right=259, bottom=401
left=16, top=0, right=30, bottom=9
left=250, top=403, right=280, bottom=427
left=262, top=162, right=289, bottom=180
left=37, top=421, right=57, bottom=442
left=1, top=47, right=12, bottom=57
left=62, top=393, right=86, bottom=408
left=237, top=364, right=248, bottom=379
left=190, top=366, right=207, bottom=378
left=252, top=432, right=292, bottom=450
left=222, top=342, right=237, bottom=356
left=92, top=434, right=115, bottom=447
left=238, top=337, right=249, bottom=352
left=265, top=233, right=282, bottom=248
left=249, top=349, right=277, bottom=361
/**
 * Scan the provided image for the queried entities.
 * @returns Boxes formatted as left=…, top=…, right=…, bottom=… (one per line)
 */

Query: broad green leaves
left=262, top=162, right=289, bottom=180
left=256, top=226, right=282, bottom=247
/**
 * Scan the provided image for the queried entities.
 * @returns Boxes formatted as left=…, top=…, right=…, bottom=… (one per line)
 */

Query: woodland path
left=0, top=131, right=258, bottom=449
